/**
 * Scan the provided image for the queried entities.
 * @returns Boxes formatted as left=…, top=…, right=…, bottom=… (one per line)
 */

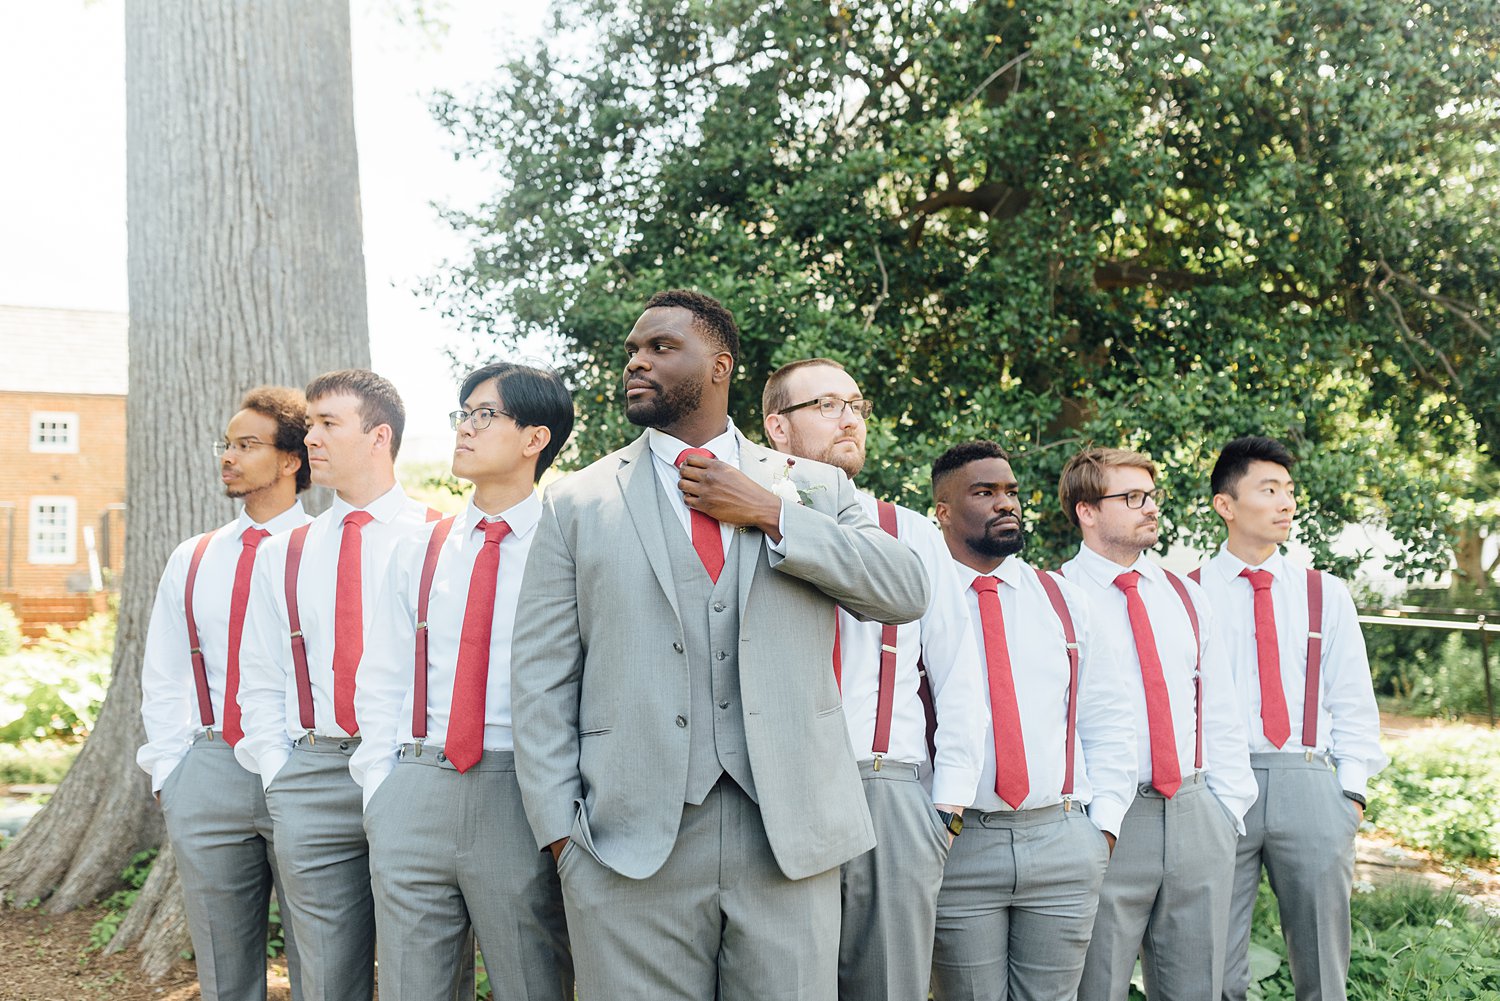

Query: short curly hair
left=931, top=440, right=1012, bottom=502
left=644, top=288, right=741, bottom=365
left=239, top=385, right=311, bottom=492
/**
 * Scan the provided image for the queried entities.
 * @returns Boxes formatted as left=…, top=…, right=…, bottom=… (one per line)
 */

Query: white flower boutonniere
left=768, top=457, right=825, bottom=507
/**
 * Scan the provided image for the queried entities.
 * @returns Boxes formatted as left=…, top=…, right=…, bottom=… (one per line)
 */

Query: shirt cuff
left=361, top=758, right=397, bottom=810
left=765, top=501, right=788, bottom=555
left=1336, top=760, right=1371, bottom=799
left=150, top=755, right=183, bottom=795
left=930, top=768, right=983, bottom=809
left=1086, top=798, right=1127, bottom=838
left=255, top=747, right=292, bottom=791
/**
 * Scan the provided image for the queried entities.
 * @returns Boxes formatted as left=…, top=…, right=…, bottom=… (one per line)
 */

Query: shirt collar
left=1073, top=541, right=1160, bottom=586
left=237, top=500, right=307, bottom=537
left=957, top=553, right=1025, bottom=590
left=329, top=482, right=408, bottom=525
left=1213, top=542, right=1287, bottom=581
left=461, top=491, right=542, bottom=541
left=647, top=419, right=740, bottom=470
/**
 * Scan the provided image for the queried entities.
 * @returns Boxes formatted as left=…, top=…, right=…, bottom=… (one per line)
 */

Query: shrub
left=0, top=741, right=79, bottom=785
left=0, top=613, right=113, bottom=742
left=0, top=604, right=20, bottom=657
left=1369, top=727, right=1500, bottom=863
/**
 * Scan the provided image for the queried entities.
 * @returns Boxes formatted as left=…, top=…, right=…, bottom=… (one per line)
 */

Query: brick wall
left=0, top=391, right=126, bottom=602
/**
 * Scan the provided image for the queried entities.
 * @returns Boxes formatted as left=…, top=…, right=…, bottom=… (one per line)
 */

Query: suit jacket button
left=716, top=651, right=728, bottom=661
left=718, top=701, right=730, bottom=710
left=713, top=601, right=726, bottom=612
left=672, top=641, right=684, bottom=653
left=675, top=715, right=688, bottom=728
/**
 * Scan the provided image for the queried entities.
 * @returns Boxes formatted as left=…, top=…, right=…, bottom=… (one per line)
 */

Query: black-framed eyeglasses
left=778, top=396, right=874, bottom=421
left=449, top=407, right=516, bottom=431
left=1095, top=489, right=1162, bottom=509
left=212, top=439, right=271, bottom=457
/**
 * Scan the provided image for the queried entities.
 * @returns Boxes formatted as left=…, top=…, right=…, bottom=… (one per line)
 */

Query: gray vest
left=656, top=481, right=757, bottom=805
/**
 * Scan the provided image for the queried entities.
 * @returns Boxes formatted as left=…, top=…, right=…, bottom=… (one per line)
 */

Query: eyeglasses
left=1095, top=489, right=1163, bottom=509
left=448, top=407, right=515, bottom=431
left=212, top=439, right=271, bottom=457
left=778, top=396, right=874, bottom=421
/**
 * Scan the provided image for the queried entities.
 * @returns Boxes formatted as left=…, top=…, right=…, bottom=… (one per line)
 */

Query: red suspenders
left=1189, top=563, right=1325, bottom=747
left=1033, top=568, right=1081, bottom=800
left=1162, top=570, right=1205, bottom=770
left=871, top=501, right=900, bottom=756
left=411, top=516, right=457, bottom=739
left=183, top=532, right=217, bottom=728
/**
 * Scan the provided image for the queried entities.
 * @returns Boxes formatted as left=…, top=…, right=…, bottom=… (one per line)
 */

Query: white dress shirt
left=645, top=423, right=788, bottom=552
left=135, top=502, right=310, bottom=792
left=349, top=493, right=541, bottom=806
left=836, top=494, right=986, bottom=807
left=1196, top=545, right=1388, bottom=797
left=1061, top=543, right=1257, bottom=831
left=957, top=554, right=1138, bottom=835
left=234, top=483, right=432, bottom=787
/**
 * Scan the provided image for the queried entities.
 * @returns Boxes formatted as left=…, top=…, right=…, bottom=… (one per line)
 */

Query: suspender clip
left=1063, top=796, right=1073, bottom=813
left=413, top=740, right=423, bottom=758
left=880, top=644, right=897, bottom=655
left=1304, top=749, right=1314, bottom=762
left=872, top=754, right=883, bottom=772
left=189, top=646, right=202, bottom=656
left=306, top=732, right=315, bottom=746
left=290, top=630, right=303, bottom=640
left=1308, top=631, right=1323, bottom=640
left=416, top=622, right=428, bottom=632
left=1064, top=642, right=1080, bottom=651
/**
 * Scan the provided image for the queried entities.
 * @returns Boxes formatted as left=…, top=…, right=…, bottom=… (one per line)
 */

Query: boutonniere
left=768, top=457, right=825, bottom=507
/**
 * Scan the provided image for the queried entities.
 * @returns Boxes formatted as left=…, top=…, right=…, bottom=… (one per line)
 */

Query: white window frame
left=29, top=497, right=77, bottom=565
left=30, top=411, right=80, bottom=454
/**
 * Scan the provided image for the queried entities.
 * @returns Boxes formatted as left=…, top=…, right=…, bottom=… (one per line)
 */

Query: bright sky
left=0, top=0, right=545, bottom=463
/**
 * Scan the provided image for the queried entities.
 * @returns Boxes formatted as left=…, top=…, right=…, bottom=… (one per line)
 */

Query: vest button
left=675, top=715, right=688, bottom=728
left=713, top=601, right=726, bottom=612
left=672, top=641, right=684, bottom=653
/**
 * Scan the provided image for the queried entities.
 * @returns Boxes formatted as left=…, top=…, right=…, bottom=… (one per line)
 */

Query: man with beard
left=762, top=358, right=986, bottom=1001
left=511, top=289, right=929, bottom=1001
left=1196, top=437, right=1386, bottom=1001
left=137, top=386, right=310, bottom=1001
left=1057, top=447, right=1255, bottom=1001
left=929, top=440, right=1136, bottom=1001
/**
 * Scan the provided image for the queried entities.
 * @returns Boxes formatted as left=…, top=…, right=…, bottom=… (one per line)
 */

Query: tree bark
left=0, top=0, right=369, bottom=978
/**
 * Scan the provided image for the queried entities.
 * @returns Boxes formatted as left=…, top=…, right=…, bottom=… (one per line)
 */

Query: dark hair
left=1210, top=435, right=1297, bottom=497
left=644, top=288, right=741, bottom=365
left=305, top=369, right=406, bottom=461
left=239, top=385, right=311, bottom=492
left=459, top=361, right=576, bottom=480
left=1058, top=447, right=1158, bottom=527
left=931, top=439, right=1012, bottom=501
left=762, top=357, right=846, bottom=417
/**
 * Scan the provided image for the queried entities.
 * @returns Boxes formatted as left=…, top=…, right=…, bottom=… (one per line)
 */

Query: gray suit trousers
left=263, top=738, right=374, bottom=1001
left=161, top=734, right=303, bottom=1001
left=364, top=749, right=572, bottom=1001
left=1078, top=774, right=1238, bottom=1001
left=931, top=805, right=1111, bottom=1001
left=1222, top=753, right=1360, bottom=1001
left=559, top=777, right=840, bottom=1001
left=839, top=760, right=949, bottom=1001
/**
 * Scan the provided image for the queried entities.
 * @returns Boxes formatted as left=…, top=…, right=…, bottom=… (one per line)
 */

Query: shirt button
left=672, top=641, right=685, bottom=653
left=713, top=601, right=726, bottom=612
left=675, top=715, right=688, bottom=728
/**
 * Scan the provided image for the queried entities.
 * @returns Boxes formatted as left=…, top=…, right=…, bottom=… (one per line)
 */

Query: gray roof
left=0, top=306, right=128, bottom=396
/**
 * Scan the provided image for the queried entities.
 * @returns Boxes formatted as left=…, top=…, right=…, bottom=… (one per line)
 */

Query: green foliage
left=1363, top=584, right=1497, bottom=720
left=0, top=604, right=20, bottom=658
left=429, top=0, right=1499, bottom=573
left=1247, top=878, right=1500, bottom=1000
left=0, top=614, right=114, bottom=743
left=1368, top=727, right=1500, bottom=863
left=0, top=741, right=80, bottom=785
left=266, top=896, right=285, bottom=959
left=87, top=849, right=157, bottom=952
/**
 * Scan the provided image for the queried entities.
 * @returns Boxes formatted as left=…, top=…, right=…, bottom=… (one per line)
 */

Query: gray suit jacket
left=511, top=430, right=929, bottom=881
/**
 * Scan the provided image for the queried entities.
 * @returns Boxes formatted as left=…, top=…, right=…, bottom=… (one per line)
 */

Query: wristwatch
left=936, top=809, right=964, bottom=838
left=1343, top=790, right=1367, bottom=809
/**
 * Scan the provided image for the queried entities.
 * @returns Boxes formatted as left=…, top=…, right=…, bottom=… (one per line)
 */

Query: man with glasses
left=350, top=362, right=575, bottom=1001
left=1196, top=436, right=1386, bottom=1001
left=1057, top=447, right=1255, bottom=1001
left=137, top=386, right=311, bottom=1001
left=236, top=370, right=438, bottom=1001
left=762, top=358, right=986, bottom=1001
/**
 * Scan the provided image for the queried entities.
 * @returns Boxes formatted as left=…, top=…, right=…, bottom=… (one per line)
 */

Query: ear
left=1074, top=501, right=1096, bottom=529
left=1211, top=492, right=1234, bottom=523
left=764, top=413, right=790, bottom=448
left=523, top=425, right=552, bottom=459
left=279, top=451, right=303, bottom=483
left=933, top=500, right=951, bottom=530
left=711, top=351, right=735, bottom=385
left=371, top=423, right=394, bottom=455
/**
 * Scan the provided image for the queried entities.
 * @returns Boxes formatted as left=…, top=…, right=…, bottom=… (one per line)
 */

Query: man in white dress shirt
left=929, top=440, right=1137, bottom=1001
left=138, top=386, right=310, bottom=1001
left=1058, top=447, right=1256, bottom=1001
left=235, top=370, right=436, bottom=1001
left=351, top=361, right=575, bottom=1001
left=763, top=358, right=987, bottom=1001
left=1197, top=436, right=1387, bottom=1001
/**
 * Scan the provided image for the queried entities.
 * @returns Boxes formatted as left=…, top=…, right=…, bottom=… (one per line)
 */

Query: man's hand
left=677, top=456, right=783, bottom=542
left=1354, top=802, right=1365, bottom=824
left=548, top=838, right=568, bottom=863
left=1104, top=831, right=1116, bottom=856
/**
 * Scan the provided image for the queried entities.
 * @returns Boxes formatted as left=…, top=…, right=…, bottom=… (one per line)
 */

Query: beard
left=970, top=522, right=1026, bottom=560
left=787, top=428, right=865, bottom=478
left=625, top=375, right=704, bottom=429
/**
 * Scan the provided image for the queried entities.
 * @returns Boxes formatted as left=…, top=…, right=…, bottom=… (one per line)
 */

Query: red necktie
left=446, top=518, right=511, bottom=773
left=333, top=510, right=374, bottom=735
left=221, top=527, right=269, bottom=746
left=1241, top=568, right=1291, bottom=747
left=972, top=576, right=1029, bottom=808
left=1114, top=571, right=1182, bottom=798
left=674, top=448, right=724, bottom=582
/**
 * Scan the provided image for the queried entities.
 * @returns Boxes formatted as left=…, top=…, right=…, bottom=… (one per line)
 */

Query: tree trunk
left=0, top=0, right=369, bottom=978
left=1452, top=523, right=1489, bottom=594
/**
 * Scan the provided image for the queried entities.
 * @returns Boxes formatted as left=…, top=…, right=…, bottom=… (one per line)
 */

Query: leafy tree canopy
left=428, top=0, right=1500, bottom=575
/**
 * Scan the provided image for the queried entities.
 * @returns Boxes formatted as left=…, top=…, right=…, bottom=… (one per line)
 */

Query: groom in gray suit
left=512, top=288, right=930, bottom=1001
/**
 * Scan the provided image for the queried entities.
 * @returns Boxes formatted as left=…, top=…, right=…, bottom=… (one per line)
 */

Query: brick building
left=0, top=306, right=127, bottom=632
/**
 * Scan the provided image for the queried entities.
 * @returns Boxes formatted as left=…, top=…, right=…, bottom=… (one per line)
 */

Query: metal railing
left=1358, top=604, right=1495, bottom=727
